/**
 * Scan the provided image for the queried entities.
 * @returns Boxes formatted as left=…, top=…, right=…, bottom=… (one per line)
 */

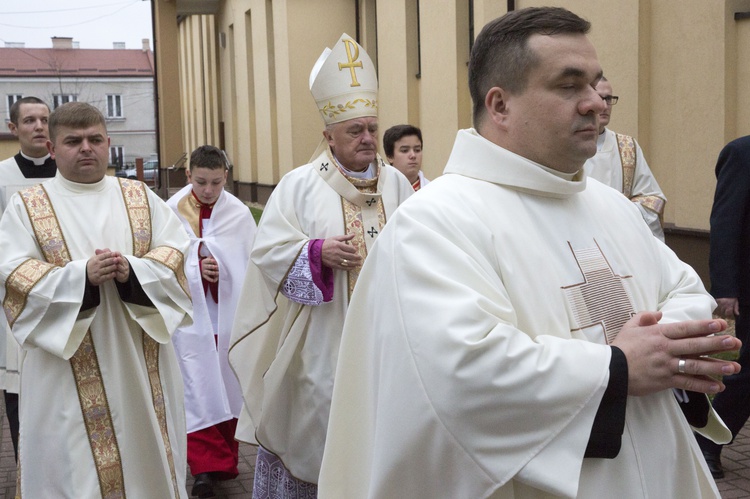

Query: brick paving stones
left=2, top=394, right=750, bottom=498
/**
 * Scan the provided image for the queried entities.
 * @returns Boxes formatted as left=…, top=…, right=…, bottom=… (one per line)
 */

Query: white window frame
left=110, top=146, right=124, bottom=168
left=106, top=94, right=123, bottom=119
left=52, top=94, right=77, bottom=109
left=6, top=94, right=22, bottom=120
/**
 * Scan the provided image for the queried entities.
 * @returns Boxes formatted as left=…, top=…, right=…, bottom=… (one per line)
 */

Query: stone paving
left=0, top=397, right=257, bottom=498
left=2, top=396, right=750, bottom=498
left=716, top=424, right=750, bottom=499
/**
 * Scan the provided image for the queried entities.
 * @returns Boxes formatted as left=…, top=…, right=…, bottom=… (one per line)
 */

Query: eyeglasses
left=602, top=95, right=619, bottom=106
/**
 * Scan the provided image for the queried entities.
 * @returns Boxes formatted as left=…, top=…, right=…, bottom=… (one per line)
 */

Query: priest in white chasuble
left=167, top=145, right=257, bottom=498
left=319, top=8, right=739, bottom=499
left=0, top=102, right=192, bottom=498
left=229, top=34, right=412, bottom=498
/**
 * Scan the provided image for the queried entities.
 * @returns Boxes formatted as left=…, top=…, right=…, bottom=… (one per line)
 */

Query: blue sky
left=0, top=0, right=153, bottom=50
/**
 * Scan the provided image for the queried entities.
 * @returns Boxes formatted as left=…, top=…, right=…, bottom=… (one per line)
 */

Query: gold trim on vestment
left=615, top=133, right=637, bottom=200
left=143, top=246, right=191, bottom=299
left=630, top=196, right=667, bottom=220
left=118, top=178, right=153, bottom=257
left=176, top=190, right=202, bottom=237
left=122, top=183, right=181, bottom=495
left=339, top=174, right=385, bottom=298
left=3, top=259, right=56, bottom=328
left=319, top=98, right=377, bottom=120
left=70, top=331, right=127, bottom=499
left=615, top=133, right=665, bottom=218
left=143, top=333, right=180, bottom=497
left=19, top=184, right=71, bottom=266
left=631, top=194, right=666, bottom=217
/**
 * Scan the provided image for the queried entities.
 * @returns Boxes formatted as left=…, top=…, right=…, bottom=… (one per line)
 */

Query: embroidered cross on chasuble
left=7, top=179, right=182, bottom=499
left=562, top=241, right=635, bottom=344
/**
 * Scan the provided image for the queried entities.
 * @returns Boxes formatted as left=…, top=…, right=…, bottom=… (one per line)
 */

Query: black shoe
left=702, top=451, right=725, bottom=480
left=191, top=472, right=215, bottom=498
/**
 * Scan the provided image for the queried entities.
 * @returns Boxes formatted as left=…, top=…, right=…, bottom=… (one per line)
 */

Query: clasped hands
left=201, top=256, right=219, bottom=283
left=321, top=234, right=363, bottom=271
left=86, top=248, right=130, bottom=286
left=612, top=311, right=741, bottom=397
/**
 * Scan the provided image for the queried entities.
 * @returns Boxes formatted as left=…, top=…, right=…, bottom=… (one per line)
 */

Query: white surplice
left=0, top=154, right=55, bottom=393
left=229, top=150, right=413, bottom=483
left=319, top=129, right=727, bottom=499
left=0, top=175, right=192, bottom=498
left=0, top=155, right=50, bottom=211
left=417, top=170, right=430, bottom=189
left=583, top=128, right=666, bottom=240
left=167, top=185, right=256, bottom=432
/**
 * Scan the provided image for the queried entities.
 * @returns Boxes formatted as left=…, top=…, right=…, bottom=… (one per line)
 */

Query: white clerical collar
left=55, top=171, right=109, bottom=193
left=537, top=162, right=578, bottom=181
left=596, top=129, right=607, bottom=151
left=444, top=129, right=587, bottom=199
left=333, top=154, right=375, bottom=179
left=21, top=151, right=51, bottom=166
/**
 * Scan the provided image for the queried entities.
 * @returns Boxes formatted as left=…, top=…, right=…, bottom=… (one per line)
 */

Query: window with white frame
left=6, top=94, right=23, bottom=120
left=110, top=146, right=124, bottom=168
left=52, top=94, right=77, bottom=109
left=107, top=94, right=123, bottom=118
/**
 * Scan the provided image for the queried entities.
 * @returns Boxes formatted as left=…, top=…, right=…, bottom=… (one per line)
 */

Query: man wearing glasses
left=583, top=77, right=667, bottom=240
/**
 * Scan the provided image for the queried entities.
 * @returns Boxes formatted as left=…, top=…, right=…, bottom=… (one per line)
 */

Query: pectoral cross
left=338, top=39, right=363, bottom=87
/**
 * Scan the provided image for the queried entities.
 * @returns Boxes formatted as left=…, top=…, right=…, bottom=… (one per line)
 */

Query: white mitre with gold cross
left=309, top=33, right=378, bottom=125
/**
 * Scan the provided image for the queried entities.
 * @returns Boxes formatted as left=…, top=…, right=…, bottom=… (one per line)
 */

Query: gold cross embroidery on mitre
left=338, top=38, right=363, bottom=87
left=561, top=241, right=635, bottom=344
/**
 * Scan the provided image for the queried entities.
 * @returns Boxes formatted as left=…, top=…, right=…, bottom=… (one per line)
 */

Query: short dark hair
left=382, top=124, right=423, bottom=158
left=189, top=145, right=226, bottom=171
left=9, top=96, right=49, bottom=125
left=48, top=102, right=106, bottom=142
left=469, top=7, right=591, bottom=127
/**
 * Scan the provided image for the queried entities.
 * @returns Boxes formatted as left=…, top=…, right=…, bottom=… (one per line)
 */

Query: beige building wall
left=153, top=0, right=186, bottom=197
left=740, top=10, right=750, bottom=135
left=376, top=0, right=473, bottom=176
left=647, top=0, right=750, bottom=231
left=0, top=138, right=18, bottom=161
left=205, top=0, right=358, bottom=201
left=178, top=15, right=222, bottom=158
left=160, top=0, right=750, bottom=244
left=500, top=0, right=750, bottom=234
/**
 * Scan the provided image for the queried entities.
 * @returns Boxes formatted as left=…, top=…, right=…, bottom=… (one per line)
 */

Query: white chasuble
left=0, top=175, right=192, bottom=499
left=229, top=149, right=413, bottom=483
left=167, top=184, right=256, bottom=432
left=319, top=129, right=726, bottom=499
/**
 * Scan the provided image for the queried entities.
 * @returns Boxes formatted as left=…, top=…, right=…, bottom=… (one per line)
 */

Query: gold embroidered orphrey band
left=340, top=177, right=385, bottom=299
left=118, top=178, right=181, bottom=498
left=3, top=259, right=56, bottom=328
left=9, top=179, right=180, bottom=498
left=615, top=133, right=666, bottom=218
